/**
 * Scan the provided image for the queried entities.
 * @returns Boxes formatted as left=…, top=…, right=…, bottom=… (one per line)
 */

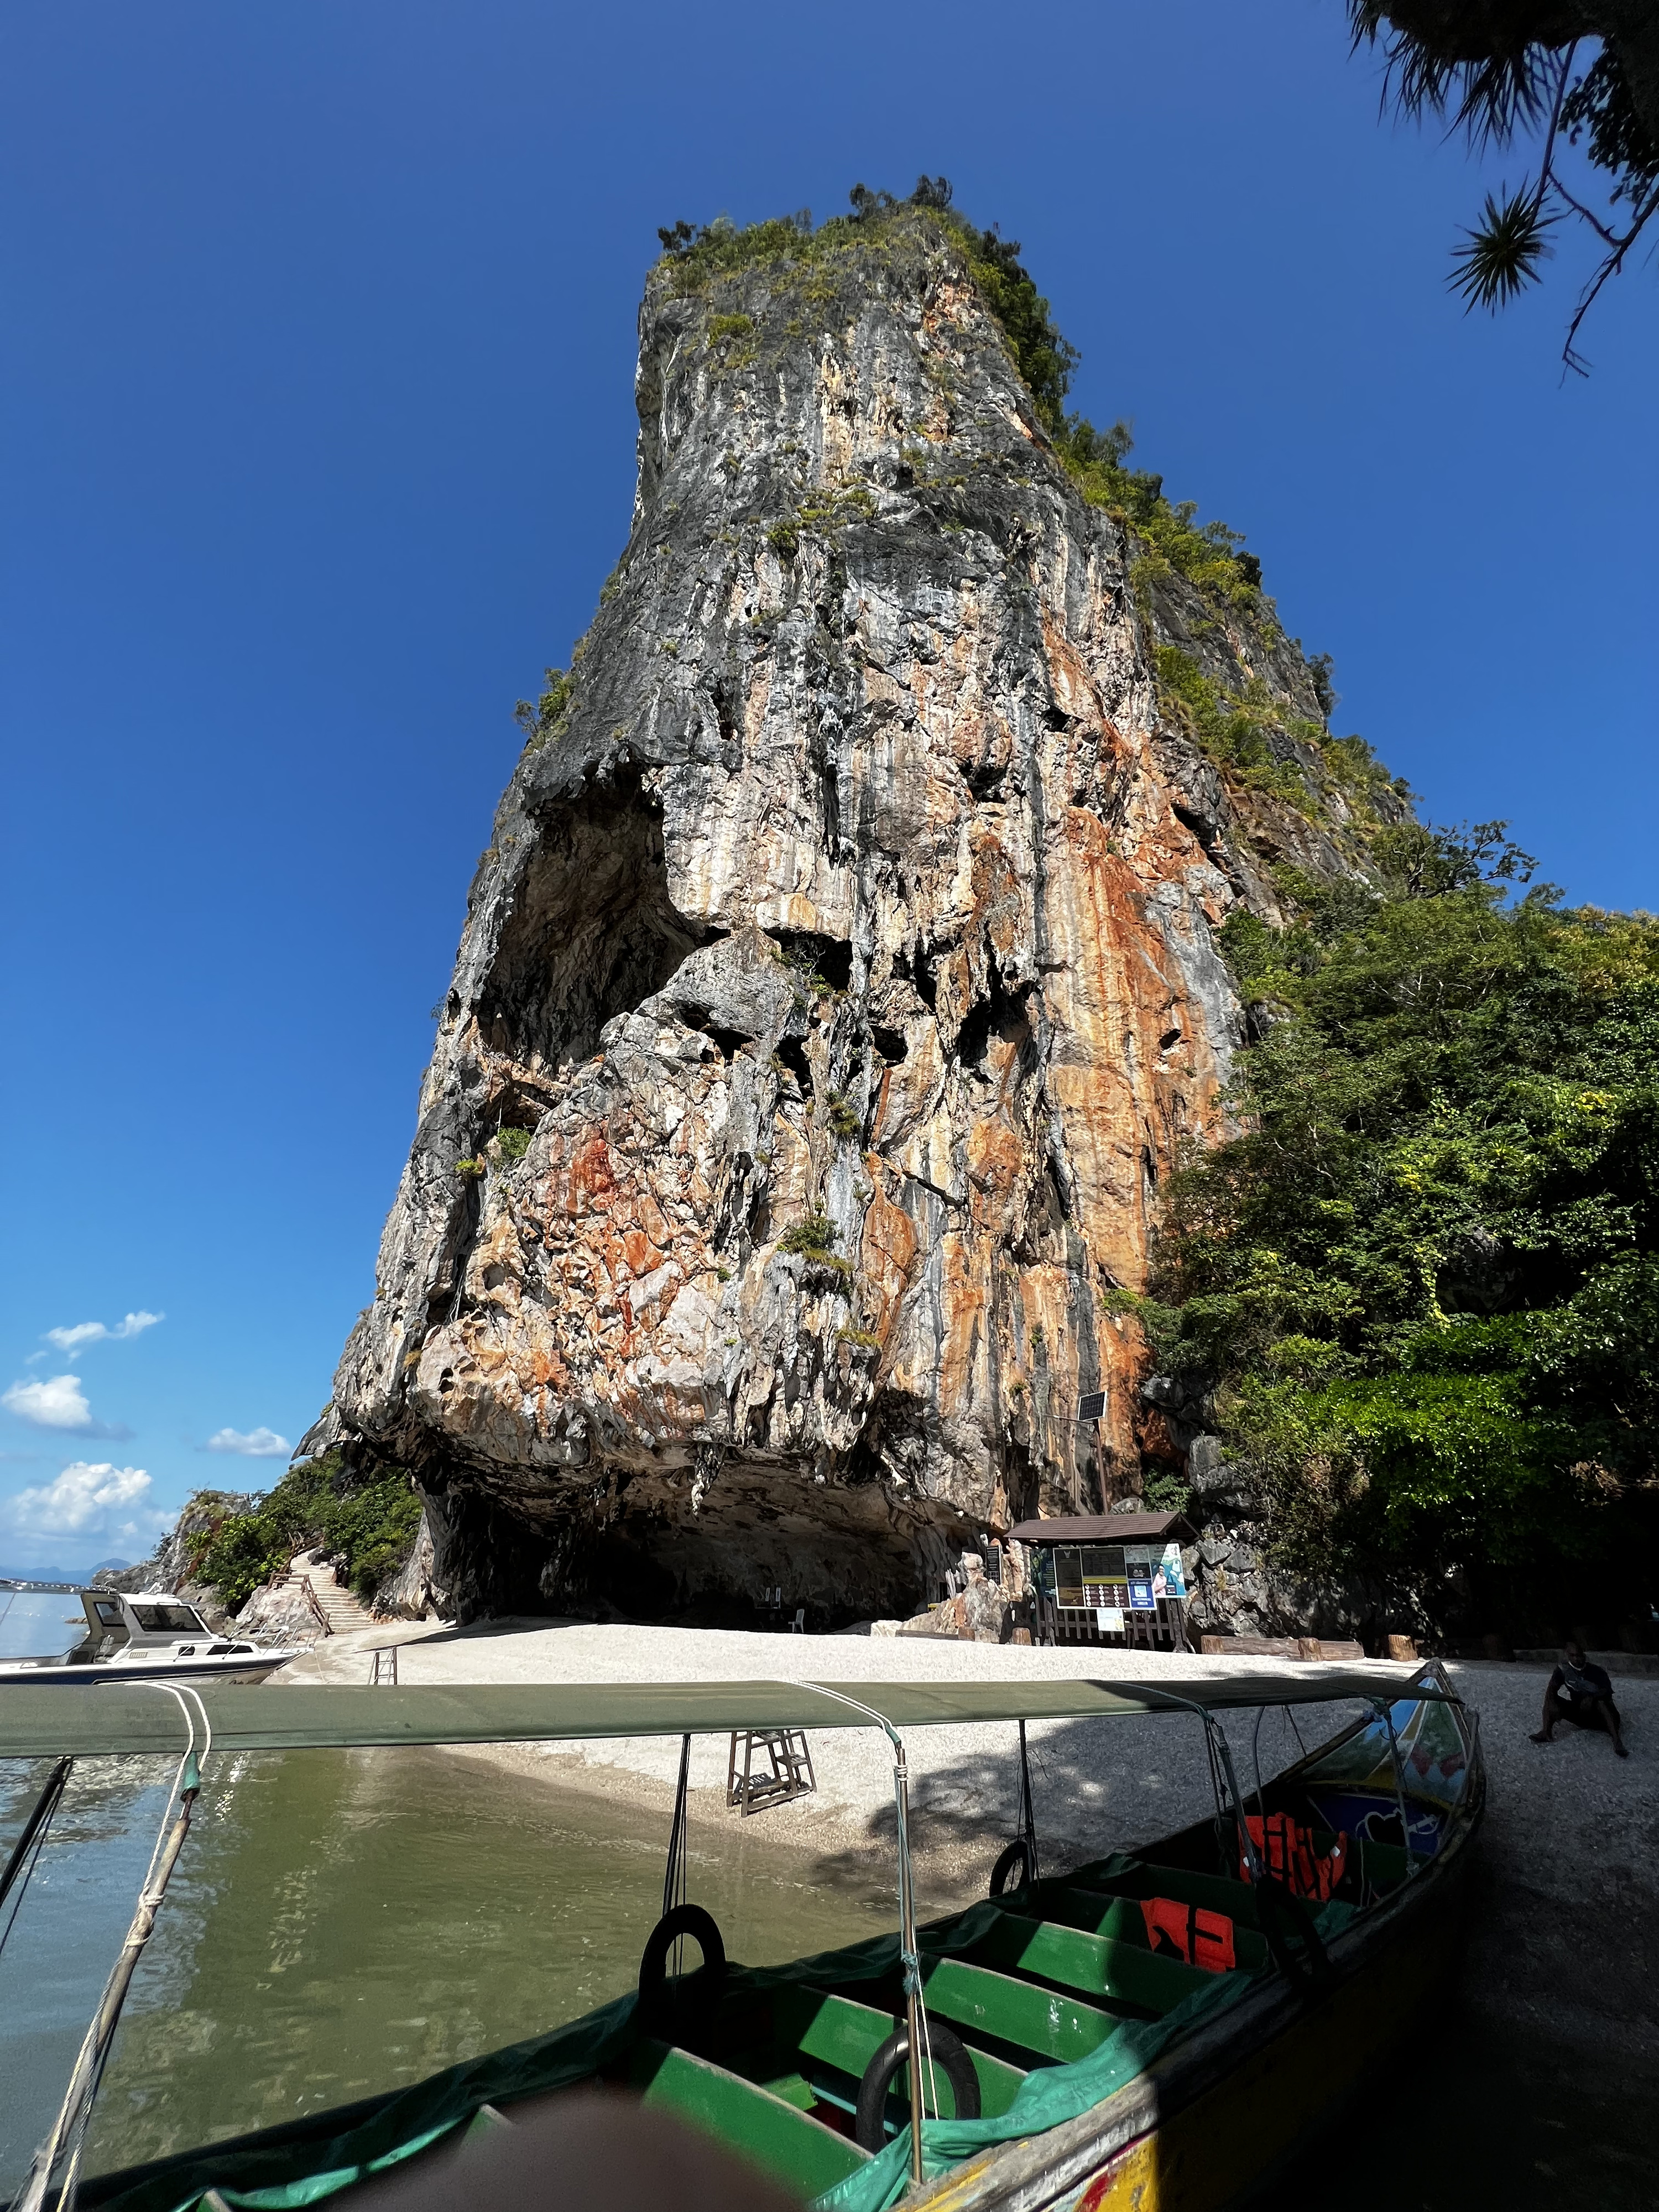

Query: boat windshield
left=1299, top=1693, right=1471, bottom=1807
left=131, top=1602, right=208, bottom=1635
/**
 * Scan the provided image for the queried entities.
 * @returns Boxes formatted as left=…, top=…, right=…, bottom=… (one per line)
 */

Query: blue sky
left=2, top=2, right=1654, bottom=1569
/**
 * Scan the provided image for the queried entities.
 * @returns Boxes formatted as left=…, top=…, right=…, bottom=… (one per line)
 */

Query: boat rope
left=662, top=1733, right=691, bottom=1976
left=795, top=1684, right=936, bottom=2183
left=0, top=1756, right=74, bottom=1962
left=17, top=1682, right=211, bottom=2212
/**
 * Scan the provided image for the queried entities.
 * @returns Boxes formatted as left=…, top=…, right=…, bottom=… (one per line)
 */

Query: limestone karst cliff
left=312, top=199, right=1406, bottom=1625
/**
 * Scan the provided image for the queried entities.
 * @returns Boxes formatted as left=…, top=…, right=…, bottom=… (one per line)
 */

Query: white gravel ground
left=285, top=1623, right=1408, bottom=1881
left=285, top=1620, right=1659, bottom=2081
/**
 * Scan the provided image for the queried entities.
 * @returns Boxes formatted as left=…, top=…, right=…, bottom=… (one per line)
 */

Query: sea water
left=0, top=1587, right=83, bottom=1661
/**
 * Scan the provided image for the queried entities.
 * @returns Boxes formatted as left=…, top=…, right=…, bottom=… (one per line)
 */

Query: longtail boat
left=1, top=1663, right=1481, bottom=2212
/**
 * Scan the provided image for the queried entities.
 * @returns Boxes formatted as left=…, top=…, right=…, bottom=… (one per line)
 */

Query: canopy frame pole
left=1373, top=1698, right=1417, bottom=1880
left=19, top=1686, right=210, bottom=2212
left=797, top=1682, right=928, bottom=2187
left=1123, top=1683, right=1267, bottom=1886
left=662, top=1733, right=692, bottom=1975
left=1016, top=1720, right=1040, bottom=1882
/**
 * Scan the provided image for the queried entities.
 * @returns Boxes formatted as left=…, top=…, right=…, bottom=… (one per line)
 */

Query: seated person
left=1531, top=1639, right=1628, bottom=1757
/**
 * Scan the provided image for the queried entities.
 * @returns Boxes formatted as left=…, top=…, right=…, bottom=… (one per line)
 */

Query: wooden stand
left=726, top=1729, right=817, bottom=1815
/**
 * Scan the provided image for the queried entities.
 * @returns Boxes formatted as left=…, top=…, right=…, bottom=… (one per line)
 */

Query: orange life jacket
left=1239, top=1813, right=1349, bottom=1901
left=1140, top=1894, right=1237, bottom=1974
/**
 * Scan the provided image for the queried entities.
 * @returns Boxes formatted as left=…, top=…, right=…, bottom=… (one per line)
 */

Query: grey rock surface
left=318, top=207, right=1397, bottom=1625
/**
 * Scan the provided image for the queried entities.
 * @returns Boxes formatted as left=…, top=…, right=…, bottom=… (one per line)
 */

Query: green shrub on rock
left=194, top=1453, right=423, bottom=1613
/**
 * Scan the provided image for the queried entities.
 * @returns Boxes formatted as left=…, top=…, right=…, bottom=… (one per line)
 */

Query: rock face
left=93, top=1490, right=254, bottom=1629
left=318, top=207, right=1393, bottom=1626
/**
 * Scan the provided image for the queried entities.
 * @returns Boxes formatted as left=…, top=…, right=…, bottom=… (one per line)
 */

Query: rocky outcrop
left=93, top=1490, right=253, bottom=1628
left=315, top=205, right=1397, bottom=1626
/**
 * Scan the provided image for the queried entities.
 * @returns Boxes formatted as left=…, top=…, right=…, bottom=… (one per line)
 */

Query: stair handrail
left=295, top=1574, right=332, bottom=1639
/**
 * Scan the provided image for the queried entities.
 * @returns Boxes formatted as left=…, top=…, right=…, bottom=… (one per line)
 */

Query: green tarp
left=0, top=1670, right=1442, bottom=1760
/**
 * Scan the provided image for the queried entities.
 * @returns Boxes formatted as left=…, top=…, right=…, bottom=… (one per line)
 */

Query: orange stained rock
left=857, top=1173, right=919, bottom=1342
left=965, top=1119, right=1024, bottom=1230
left=620, top=1227, right=665, bottom=1277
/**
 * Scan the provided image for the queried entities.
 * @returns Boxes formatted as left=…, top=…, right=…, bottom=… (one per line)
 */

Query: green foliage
left=837, top=1325, right=881, bottom=1350
left=513, top=667, right=576, bottom=753
left=1151, top=834, right=1659, bottom=1625
left=1449, top=187, right=1558, bottom=310
left=493, top=1126, right=533, bottom=1164
left=193, top=1454, right=424, bottom=1612
left=1153, top=648, right=1313, bottom=811
left=779, top=1212, right=839, bottom=1257
left=826, top=1094, right=863, bottom=1143
left=1151, top=644, right=1406, bottom=821
left=1140, top=1467, right=1192, bottom=1515
left=706, top=311, right=757, bottom=368
left=455, top=1156, right=486, bottom=1178
left=1345, top=8, right=1659, bottom=368
left=1061, top=421, right=1260, bottom=615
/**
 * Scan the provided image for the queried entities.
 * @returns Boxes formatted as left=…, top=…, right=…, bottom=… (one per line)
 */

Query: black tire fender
left=988, top=1838, right=1037, bottom=1898
left=636, top=1903, right=727, bottom=2037
left=854, top=2021, right=980, bottom=2151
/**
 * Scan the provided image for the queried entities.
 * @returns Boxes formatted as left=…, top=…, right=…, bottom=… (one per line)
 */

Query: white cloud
left=5, top=1373, right=95, bottom=1429
left=44, top=1311, right=164, bottom=1357
left=203, top=1426, right=291, bottom=1459
left=1, top=1373, right=131, bottom=1438
left=1, top=1462, right=157, bottom=1537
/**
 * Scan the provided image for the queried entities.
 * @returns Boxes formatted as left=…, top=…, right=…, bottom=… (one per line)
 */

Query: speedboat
left=0, top=1587, right=299, bottom=1684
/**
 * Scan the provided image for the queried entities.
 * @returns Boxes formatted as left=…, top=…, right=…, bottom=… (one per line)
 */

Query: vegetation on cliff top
left=194, top=1452, right=421, bottom=1612
left=654, top=181, right=1269, bottom=623
left=1139, top=825, right=1659, bottom=1635
left=653, top=181, right=1403, bottom=826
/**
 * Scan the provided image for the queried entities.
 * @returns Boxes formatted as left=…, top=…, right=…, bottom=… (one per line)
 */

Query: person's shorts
left=1561, top=1695, right=1611, bottom=1730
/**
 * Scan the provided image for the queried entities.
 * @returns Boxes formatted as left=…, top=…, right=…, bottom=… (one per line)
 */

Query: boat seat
left=631, top=2039, right=869, bottom=2196
left=1038, top=1887, right=1270, bottom=1974
left=771, top=1985, right=1027, bottom=2118
left=968, top=1911, right=1227, bottom=2014
left=920, top=1955, right=1116, bottom=2068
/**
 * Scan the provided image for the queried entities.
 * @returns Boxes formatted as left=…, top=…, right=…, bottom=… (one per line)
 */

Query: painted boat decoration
left=2, top=1665, right=1480, bottom=2212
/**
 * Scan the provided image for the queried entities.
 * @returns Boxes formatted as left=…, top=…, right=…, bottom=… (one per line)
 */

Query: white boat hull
left=0, top=1650, right=297, bottom=1685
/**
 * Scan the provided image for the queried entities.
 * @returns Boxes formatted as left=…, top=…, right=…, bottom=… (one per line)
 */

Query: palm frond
left=1448, top=185, right=1557, bottom=309
left=1347, top=4, right=1566, bottom=146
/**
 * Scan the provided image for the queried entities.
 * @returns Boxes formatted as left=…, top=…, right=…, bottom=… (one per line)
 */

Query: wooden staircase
left=272, top=1556, right=375, bottom=1638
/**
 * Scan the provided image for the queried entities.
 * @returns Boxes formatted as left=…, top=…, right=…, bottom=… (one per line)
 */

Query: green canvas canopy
left=0, top=1669, right=1443, bottom=1760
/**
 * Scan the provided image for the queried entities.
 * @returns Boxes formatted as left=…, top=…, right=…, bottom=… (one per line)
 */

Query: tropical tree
left=1347, top=3, right=1659, bottom=366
